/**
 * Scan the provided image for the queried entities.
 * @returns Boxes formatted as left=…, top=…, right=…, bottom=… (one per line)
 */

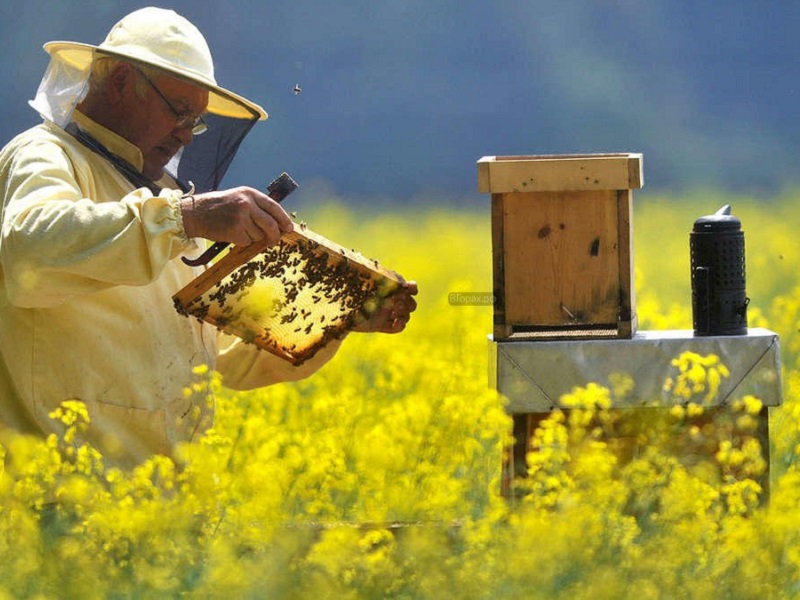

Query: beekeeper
left=0, top=7, right=416, bottom=465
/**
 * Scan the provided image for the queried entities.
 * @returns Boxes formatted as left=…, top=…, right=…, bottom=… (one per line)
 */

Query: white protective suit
left=0, top=109, right=341, bottom=464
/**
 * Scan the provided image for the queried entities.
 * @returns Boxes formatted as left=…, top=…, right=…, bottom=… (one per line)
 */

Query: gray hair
left=88, top=55, right=160, bottom=99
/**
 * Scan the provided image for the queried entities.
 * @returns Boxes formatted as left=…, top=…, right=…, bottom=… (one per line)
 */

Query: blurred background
left=2, top=0, right=798, bottom=205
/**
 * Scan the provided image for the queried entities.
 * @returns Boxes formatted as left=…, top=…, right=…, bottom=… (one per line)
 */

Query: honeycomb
left=173, top=225, right=406, bottom=365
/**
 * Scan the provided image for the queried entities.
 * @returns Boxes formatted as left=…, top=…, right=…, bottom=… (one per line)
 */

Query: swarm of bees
left=174, top=228, right=404, bottom=365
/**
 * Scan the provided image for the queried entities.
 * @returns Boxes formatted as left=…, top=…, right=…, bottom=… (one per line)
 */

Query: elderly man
left=0, top=7, right=416, bottom=464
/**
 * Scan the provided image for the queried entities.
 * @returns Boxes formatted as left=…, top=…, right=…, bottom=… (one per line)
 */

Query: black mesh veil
left=167, top=112, right=260, bottom=194
left=29, top=50, right=264, bottom=195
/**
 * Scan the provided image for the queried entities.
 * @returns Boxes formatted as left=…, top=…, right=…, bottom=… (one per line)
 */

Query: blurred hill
left=2, top=0, right=798, bottom=203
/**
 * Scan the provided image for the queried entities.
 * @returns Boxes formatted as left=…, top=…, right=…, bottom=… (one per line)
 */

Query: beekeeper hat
left=42, top=6, right=267, bottom=121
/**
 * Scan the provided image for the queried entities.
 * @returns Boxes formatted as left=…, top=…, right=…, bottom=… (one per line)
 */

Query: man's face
left=120, top=70, right=209, bottom=180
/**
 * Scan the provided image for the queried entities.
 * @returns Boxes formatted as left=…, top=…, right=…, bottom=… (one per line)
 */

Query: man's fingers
left=254, top=193, right=294, bottom=234
left=248, top=207, right=283, bottom=245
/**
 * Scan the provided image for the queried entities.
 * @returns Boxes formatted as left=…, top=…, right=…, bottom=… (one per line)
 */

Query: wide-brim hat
left=43, top=7, right=267, bottom=121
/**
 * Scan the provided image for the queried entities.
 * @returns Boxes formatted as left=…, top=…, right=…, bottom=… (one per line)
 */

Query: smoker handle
left=694, top=266, right=711, bottom=334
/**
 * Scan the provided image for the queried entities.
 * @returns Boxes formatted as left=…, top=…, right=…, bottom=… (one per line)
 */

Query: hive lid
left=693, top=204, right=742, bottom=232
left=477, top=153, right=644, bottom=194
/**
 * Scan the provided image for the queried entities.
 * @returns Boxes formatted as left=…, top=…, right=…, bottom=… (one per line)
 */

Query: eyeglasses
left=136, top=68, right=208, bottom=136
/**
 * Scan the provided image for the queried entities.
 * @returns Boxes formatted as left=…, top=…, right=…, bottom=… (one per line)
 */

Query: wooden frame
left=173, top=225, right=406, bottom=365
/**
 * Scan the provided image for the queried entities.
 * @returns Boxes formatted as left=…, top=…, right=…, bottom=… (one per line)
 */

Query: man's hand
left=352, top=281, right=419, bottom=334
left=180, top=186, right=294, bottom=246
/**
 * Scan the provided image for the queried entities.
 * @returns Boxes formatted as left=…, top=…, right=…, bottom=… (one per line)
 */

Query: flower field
left=3, top=190, right=800, bottom=598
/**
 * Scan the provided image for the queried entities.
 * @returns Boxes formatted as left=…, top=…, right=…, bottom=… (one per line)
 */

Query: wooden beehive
left=477, top=153, right=643, bottom=340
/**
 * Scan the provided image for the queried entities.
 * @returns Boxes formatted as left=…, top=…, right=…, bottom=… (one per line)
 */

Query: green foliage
left=2, top=193, right=800, bottom=598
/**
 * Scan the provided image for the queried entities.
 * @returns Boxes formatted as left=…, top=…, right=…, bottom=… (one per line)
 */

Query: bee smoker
left=690, top=205, right=748, bottom=336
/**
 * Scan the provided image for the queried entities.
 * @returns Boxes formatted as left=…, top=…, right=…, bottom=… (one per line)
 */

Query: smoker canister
left=690, top=205, right=748, bottom=336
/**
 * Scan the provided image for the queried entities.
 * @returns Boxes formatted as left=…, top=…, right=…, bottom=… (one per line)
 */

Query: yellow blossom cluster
left=0, top=196, right=800, bottom=597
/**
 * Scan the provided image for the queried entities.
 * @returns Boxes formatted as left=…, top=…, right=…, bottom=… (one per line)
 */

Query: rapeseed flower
left=1, top=199, right=800, bottom=596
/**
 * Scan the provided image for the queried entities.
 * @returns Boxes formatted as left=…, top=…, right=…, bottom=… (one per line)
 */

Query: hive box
left=477, top=153, right=643, bottom=340
left=489, top=328, right=782, bottom=495
left=489, top=328, right=781, bottom=413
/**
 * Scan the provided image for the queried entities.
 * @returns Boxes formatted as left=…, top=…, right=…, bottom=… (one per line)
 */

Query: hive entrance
left=174, top=227, right=405, bottom=365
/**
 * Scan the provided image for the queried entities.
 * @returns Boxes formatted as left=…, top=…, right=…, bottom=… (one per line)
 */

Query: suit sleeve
left=0, top=137, right=193, bottom=308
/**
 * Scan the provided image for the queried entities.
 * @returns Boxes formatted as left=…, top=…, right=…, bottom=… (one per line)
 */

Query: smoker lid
left=693, top=204, right=742, bottom=232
